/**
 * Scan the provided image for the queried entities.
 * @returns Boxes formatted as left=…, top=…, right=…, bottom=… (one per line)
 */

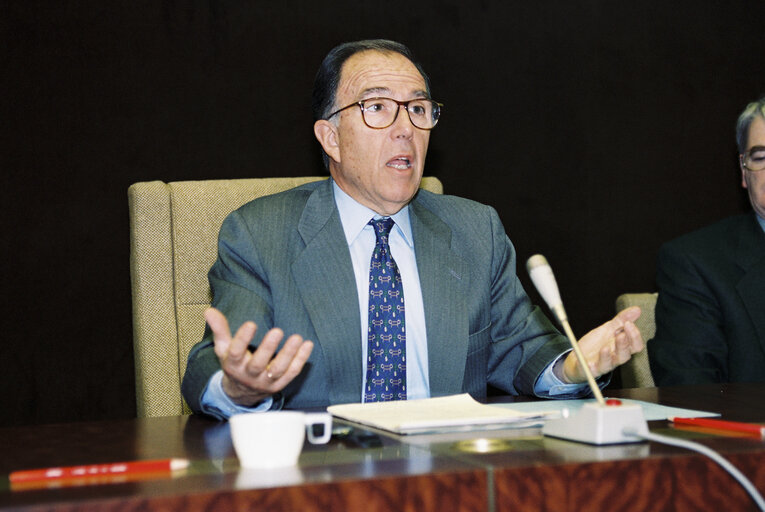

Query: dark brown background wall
left=2, top=1, right=763, bottom=426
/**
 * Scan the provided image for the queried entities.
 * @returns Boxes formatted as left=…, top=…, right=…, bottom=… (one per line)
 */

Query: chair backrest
left=614, top=292, right=658, bottom=388
left=128, top=176, right=444, bottom=417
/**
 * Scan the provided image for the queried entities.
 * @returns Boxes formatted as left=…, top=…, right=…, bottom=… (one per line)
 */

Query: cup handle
left=304, top=412, right=333, bottom=444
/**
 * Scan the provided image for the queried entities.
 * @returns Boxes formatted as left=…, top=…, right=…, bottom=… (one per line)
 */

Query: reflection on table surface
left=0, top=382, right=763, bottom=512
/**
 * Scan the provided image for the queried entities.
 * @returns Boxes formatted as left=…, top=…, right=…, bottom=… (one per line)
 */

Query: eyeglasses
left=326, top=97, right=443, bottom=130
left=740, top=146, right=765, bottom=172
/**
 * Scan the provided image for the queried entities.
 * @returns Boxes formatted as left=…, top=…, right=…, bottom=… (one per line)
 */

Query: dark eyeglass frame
left=739, top=146, right=765, bottom=172
left=325, top=97, right=443, bottom=130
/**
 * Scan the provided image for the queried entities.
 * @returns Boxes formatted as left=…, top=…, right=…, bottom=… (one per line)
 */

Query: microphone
left=526, top=254, right=605, bottom=406
left=526, top=254, right=568, bottom=324
left=525, top=254, right=649, bottom=445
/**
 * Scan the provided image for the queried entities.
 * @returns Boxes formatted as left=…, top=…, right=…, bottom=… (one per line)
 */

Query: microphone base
left=542, top=402, right=649, bottom=445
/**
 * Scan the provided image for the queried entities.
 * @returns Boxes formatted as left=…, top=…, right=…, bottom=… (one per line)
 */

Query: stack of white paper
left=327, top=394, right=547, bottom=435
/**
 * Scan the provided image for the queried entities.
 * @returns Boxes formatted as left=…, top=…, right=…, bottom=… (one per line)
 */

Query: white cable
left=623, top=427, right=765, bottom=511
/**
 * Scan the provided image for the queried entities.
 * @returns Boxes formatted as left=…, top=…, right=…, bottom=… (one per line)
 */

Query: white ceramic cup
left=229, top=411, right=332, bottom=469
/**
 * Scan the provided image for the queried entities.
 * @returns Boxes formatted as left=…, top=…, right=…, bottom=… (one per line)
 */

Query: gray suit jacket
left=648, top=213, right=765, bottom=385
left=182, top=179, right=569, bottom=412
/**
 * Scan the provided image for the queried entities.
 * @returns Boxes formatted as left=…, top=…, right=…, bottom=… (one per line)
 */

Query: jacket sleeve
left=181, top=209, right=277, bottom=414
left=483, top=207, right=571, bottom=396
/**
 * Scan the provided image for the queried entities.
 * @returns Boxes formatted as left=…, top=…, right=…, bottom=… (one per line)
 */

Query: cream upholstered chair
left=128, top=176, right=444, bottom=417
left=615, top=292, right=658, bottom=388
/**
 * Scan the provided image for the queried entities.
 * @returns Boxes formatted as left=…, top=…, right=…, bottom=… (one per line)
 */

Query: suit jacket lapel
left=291, top=180, right=362, bottom=404
left=410, top=197, right=471, bottom=396
left=734, top=214, right=765, bottom=353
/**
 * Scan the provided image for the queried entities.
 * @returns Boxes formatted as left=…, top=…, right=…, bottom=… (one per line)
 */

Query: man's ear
left=314, top=120, right=340, bottom=164
left=741, top=168, right=749, bottom=189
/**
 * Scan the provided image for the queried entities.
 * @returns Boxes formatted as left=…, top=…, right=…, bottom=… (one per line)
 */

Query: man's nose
left=391, top=104, right=414, bottom=135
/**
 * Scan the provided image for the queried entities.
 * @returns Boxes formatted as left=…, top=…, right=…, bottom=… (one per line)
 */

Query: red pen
left=9, top=458, right=190, bottom=484
left=669, top=417, right=765, bottom=437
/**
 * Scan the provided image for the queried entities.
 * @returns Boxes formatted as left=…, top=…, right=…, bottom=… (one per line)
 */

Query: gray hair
left=736, top=96, right=765, bottom=154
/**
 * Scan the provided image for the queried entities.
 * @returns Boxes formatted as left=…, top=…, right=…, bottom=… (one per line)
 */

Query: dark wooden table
left=1, top=383, right=764, bottom=511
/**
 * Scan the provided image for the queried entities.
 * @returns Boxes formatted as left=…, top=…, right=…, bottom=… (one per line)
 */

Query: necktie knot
left=370, top=218, right=395, bottom=247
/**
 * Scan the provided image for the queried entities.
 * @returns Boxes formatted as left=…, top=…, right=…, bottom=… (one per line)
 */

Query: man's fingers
left=613, top=327, right=636, bottom=363
left=269, top=340, right=314, bottom=386
left=205, top=307, right=230, bottom=338
left=589, top=306, right=641, bottom=350
left=252, top=333, right=306, bottom=380
left=246, top=327, right=286, bottom=376
left=623, top=321, right=645, bottom=353
left=206, top=310, right=312, bottom=403
left=565, top=307, right=647, bottom=383
left=206, top=308, right=233, bottom=358
left=226, top=321, right=257, bottom=363
left=207, top=307, right=258, bottom=366
left=616, top=305, right=642, bottom=324
left=593, top=345, right=612, bottom=376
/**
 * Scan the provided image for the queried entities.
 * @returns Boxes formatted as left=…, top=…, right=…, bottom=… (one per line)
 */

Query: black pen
left=333, top=425, right=383, bottom=448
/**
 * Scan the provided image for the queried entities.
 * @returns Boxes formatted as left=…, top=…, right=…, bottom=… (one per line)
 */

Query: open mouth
left=386, top=157, right=411, bottom=170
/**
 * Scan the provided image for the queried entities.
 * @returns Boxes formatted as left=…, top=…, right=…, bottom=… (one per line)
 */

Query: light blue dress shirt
left=757, top=214, right=765, bottom=233
left=334, top=184, right=430, bottom=401
left=200, top=180, right=588, bottom=419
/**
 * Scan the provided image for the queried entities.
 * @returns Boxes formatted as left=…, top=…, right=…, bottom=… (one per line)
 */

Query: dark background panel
left=1, top=0, right=763, bottom=426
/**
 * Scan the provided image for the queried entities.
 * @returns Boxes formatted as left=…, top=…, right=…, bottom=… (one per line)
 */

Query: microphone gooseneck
left=526, top=254, right=605, bottom=406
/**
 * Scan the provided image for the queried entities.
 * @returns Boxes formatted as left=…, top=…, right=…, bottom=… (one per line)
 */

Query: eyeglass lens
left=362, top=98, right=440, bottom=129
left=744, top=147, right=765, bottom=171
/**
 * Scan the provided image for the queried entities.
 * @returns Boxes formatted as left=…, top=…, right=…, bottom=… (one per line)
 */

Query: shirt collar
left=332, top=179, right=414, bottom=247
left=757, top=213, right=765, bottom=234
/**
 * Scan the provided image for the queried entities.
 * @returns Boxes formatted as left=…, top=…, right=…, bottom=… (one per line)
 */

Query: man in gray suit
left=181, top=40, right=644, bottom=419
left=648, top=97, right=765, bottom=385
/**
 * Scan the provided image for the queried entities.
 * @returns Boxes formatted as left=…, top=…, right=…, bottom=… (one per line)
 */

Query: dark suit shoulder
left=656, top=213, right=764, bottom=295
left=661, top=214, right=755, bottom=256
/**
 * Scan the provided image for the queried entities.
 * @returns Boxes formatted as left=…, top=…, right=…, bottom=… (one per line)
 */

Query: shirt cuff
left=200, top=370, right=274, bottom=420
left=534, top=351, right=607, bottom=398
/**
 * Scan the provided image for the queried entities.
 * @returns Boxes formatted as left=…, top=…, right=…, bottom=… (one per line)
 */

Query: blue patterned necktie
left=365, top=218, right=407, bottom=402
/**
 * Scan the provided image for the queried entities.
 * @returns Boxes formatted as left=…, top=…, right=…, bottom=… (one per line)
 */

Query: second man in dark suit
left=649, top=97, right=765, bottom=385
